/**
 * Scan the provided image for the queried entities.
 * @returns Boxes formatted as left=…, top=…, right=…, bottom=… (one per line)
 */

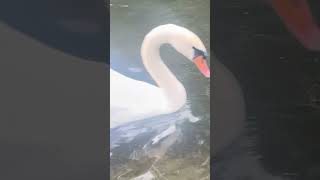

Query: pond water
left=110, top=0, right=210, bottom=179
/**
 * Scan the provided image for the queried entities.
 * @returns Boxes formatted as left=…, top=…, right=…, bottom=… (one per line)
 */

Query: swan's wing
left=110, top=69, right=167, bottom=128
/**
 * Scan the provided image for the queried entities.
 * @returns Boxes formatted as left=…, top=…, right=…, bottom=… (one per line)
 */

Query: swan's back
left=110, top=69, right=168, bottom=128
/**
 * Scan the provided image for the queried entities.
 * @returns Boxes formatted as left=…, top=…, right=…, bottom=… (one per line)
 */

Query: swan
left=110, top=24, right=210, bottom=129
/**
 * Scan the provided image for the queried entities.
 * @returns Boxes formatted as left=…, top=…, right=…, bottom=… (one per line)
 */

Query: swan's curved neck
left=141, top=29, right=186, bottom=112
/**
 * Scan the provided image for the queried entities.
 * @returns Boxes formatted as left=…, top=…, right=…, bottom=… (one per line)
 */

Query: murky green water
left=110, top=0, right=210, bottom=179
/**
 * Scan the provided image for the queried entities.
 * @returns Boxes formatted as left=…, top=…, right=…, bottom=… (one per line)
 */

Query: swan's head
left=165, top=24, right=210, bottom=78
left=143, top=24, right=210, bottom=78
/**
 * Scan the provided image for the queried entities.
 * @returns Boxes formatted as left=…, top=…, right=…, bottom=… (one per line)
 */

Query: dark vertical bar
left=106, top=0, right=110, bottom=179
left=212, top=0, right=320, bottom=179
left=0, top=0, right=109, bottom=179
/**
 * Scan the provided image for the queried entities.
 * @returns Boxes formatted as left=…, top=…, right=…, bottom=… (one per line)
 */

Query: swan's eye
left=192, top=46, right=207, bottom=59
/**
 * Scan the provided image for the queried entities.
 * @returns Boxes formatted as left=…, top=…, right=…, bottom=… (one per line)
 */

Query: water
left=110, top=0, right=210, bottom=179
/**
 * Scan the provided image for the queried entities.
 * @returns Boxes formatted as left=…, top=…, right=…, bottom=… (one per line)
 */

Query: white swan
left=110, top=24, right=210, bottom=128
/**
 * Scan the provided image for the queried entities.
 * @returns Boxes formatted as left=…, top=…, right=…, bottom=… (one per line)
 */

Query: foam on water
left=151, top=124, right=176, bottom=145
left=110, top=103, right=200, bottom=150
left=130, top=171, right=155, bottom=180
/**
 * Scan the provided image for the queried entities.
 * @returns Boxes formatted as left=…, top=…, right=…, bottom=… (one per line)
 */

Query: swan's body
left=110, top=69, right=168, bottom=128
left=110, top=24, right=210, bottom=129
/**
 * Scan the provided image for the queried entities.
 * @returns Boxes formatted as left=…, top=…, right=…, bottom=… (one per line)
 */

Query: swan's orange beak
left=193, top=56, right=210, bottom=78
